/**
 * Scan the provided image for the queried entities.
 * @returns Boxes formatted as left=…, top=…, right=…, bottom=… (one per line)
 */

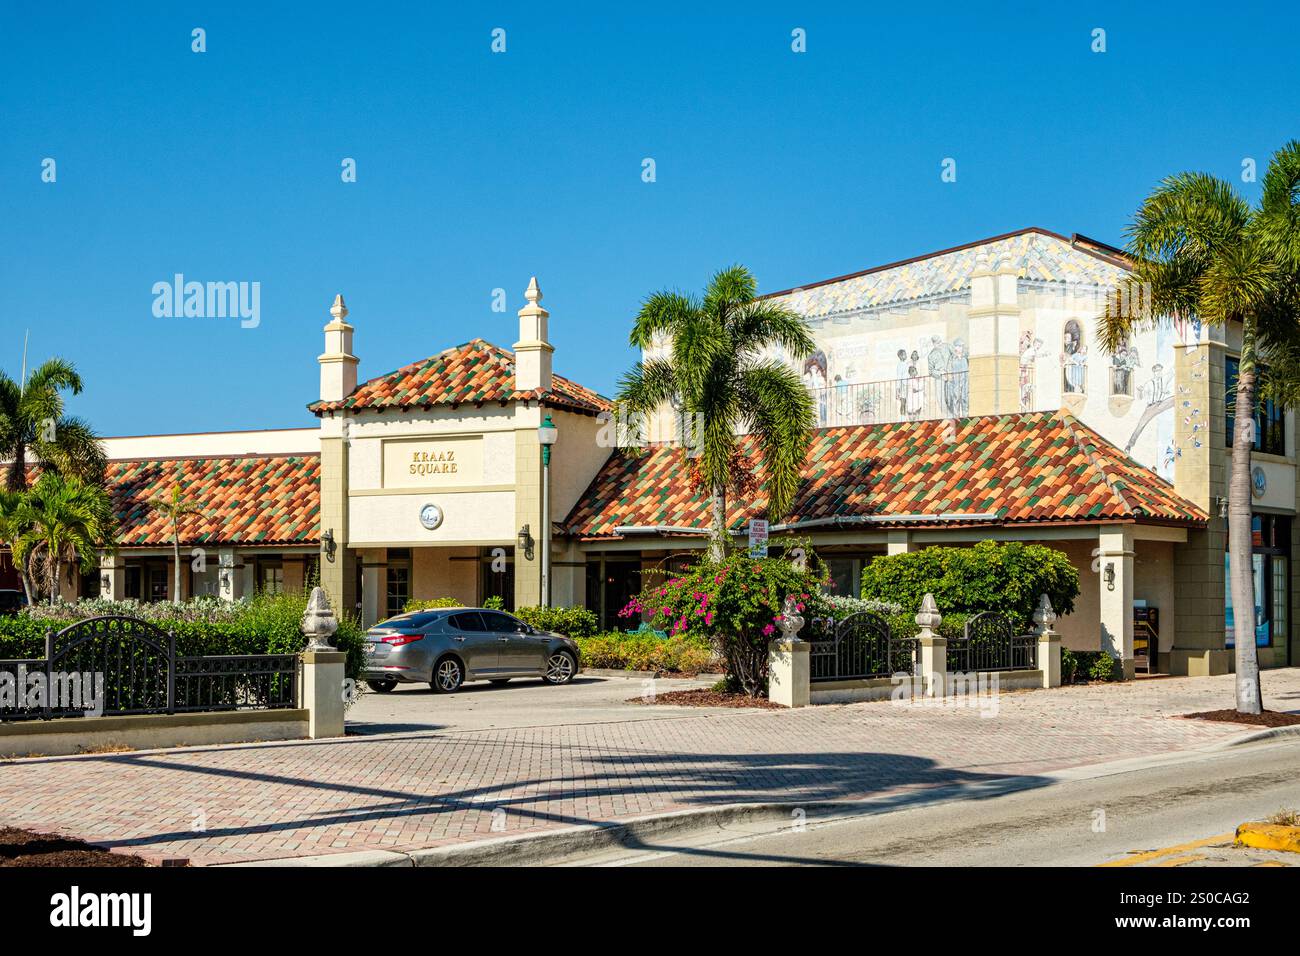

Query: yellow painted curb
left=1235, top=823, right=1300, bottom=853
left=1099, top=833, right=1234, bottom=867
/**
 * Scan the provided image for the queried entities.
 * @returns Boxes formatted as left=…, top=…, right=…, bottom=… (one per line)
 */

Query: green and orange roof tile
left=308, top=339, right=611, bottom=416
left=107, top=455, right=320, bottom=547
left=562, top=411, right=1207, bottom=538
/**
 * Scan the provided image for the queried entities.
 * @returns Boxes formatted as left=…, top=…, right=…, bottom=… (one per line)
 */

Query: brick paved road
left=0, top=671, right=1295, bottom=865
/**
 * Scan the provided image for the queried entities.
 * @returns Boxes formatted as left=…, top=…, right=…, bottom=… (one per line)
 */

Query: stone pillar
left=99, top=553, right=126, bottom=601
left=217, top=548, right=244, bottom=602
left=1034, top=594, right=1061, bottom=688
left=966, top=257, right=1021, bottom=417
left=915, top=592, right=947, bottom=696
left=301, top=587, right=346, bottom=739
left=1170, top=337, right=1232, bottom=676
left=768, top=595, right=810, bottom=708
left=360, top=548, right=387, bottom=627
left=514, top=416, right=544, bottom=608
left=318, top=294, right=360, bottom=620
left=1097, top=526, right=1135, bottom=679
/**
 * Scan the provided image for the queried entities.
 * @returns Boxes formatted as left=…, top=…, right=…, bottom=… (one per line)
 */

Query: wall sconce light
left=100, top=573, right=110, bottom=593
left=1215, top=496, right=1229, bottom=520
left=1104, top=562, right=1116, bottom=591
left=219, top=568, right=231, bottom=590
left=322, top=528, right=337, bottom=563
left=517, top=524, right=534, bottom=561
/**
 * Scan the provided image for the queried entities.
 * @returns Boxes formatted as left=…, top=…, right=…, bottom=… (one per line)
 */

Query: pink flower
left=705, top=611, right=713, bottom=625
left=762, top=624, right=775, bottom=636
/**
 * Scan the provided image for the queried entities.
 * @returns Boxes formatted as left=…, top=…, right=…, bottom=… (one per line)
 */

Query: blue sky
left=2, top=2, right=1297, bottom=435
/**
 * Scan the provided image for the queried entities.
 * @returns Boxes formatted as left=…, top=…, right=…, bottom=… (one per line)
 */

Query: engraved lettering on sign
left=410, top=450, right=459, bottom=476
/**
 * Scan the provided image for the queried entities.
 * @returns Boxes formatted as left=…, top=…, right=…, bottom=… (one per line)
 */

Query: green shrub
left=0, top=592, right=367, bottom=680
left=860, top=541, right=1079, bottom=630
left=515, top=605, right=599, bottom=638
left=1087, top=652, right=1118, bottom=682
left=403, top=597, right=463, bottom=612
left=1060, top=648, right=1079, bottom=684
left=575, top=631, right=719, bottom=675
left=482, top=595, right=505, bottom=610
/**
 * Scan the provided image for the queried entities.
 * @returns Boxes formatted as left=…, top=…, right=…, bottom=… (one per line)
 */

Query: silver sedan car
left=362, top=607, right=581, bottom=693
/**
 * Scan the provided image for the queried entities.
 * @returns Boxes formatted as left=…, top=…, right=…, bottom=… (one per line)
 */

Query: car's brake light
left=380, top=633, right=423, bottom=647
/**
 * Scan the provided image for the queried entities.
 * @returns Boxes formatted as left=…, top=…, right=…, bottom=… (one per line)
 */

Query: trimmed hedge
left=399, top=599, right=597, bottom=638
left=0, top=593, right=367, bottom=680
left=1060, top=649, right=1118, bottom=683
left=576, top=632, right=719, bottom=675
left=514, top=605, right=598, bottom=638
left=860, top=541, right=1080, bottom=630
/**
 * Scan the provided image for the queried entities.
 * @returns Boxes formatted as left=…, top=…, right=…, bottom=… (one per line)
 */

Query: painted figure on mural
left=1019, top=332, right=1049, bottom=411
left=947, top=338, right=968, bottom=416
left=803, top=350, right=829, bottom=425
left=1110, top=336, right=1141, bottom=397
left=894, top=348, right=910, bottom=416
left=905, top=364, right=925, bottom=419
left=1062, top=320, right=1087, bottom=394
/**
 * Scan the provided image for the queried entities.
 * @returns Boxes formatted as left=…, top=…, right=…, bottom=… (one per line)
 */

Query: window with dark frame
left=1226, top=356, right=1286, bottom=456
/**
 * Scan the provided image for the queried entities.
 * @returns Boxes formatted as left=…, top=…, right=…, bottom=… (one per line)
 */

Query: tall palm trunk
left=1229, top=327, right=1264, bottom=714
left=171, top=517, right=182, bottom=602
left=708, top=485, right=728, bottom=562
left=6, top=442, right=26, bottom=493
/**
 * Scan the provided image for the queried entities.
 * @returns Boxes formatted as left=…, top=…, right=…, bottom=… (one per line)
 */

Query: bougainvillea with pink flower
left=620, top=550, right=829, bottom=697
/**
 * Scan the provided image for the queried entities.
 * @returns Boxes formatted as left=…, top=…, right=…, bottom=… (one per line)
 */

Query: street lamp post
left=538, top=413, right=558, bottom=607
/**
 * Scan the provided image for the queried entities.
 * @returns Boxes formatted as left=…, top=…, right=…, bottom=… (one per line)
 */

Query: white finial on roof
left=330, top=294, right=348, bottom=321
left=515, top=277, right=553, bottom=392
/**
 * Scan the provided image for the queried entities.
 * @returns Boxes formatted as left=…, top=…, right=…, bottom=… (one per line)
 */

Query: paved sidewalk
left=0, top=671, right=1296, bottom=865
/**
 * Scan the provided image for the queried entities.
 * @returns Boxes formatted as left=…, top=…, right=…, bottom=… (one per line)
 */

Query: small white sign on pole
left=748, top=519, right=769, bottom=558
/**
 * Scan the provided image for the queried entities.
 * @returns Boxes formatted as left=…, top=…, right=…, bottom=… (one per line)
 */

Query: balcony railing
left=808, top=371, right=969, bottom=427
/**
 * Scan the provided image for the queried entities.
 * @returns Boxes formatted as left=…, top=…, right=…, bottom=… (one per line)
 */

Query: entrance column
left=99, top=553, right=126, bottom=600
left=361, top=548, right=387, bottom=627
left=217, top=548, right=244, bottom=602
left=1097, top=526, right=1135, bottom=679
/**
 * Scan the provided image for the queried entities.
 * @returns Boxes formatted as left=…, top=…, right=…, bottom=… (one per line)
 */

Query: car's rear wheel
left=489, top=678, right=511, bottom=685
left=544, top=651, right=576, bottom=685
left=367, top=679, right=397, bottom=693
left=432, top=656, right=464, bottom=693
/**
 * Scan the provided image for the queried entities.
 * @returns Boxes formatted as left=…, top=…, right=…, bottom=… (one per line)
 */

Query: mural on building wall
left=1120, top=318, right=1180, bottom=480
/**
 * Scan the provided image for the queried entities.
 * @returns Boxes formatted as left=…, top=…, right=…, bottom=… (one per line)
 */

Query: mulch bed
left=0, top=827, right=151, bottom=867
left=629, top=689, right=785, bottom=709
left=1182, top=709, right=1300, bottom=728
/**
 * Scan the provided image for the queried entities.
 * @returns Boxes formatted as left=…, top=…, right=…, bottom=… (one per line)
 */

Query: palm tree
left=0, top=357, right=106, bottom=492
left=149, top=483, right=203, bottom=602
left=14, top=472, right=116, bottom=604
left=1102, top=141, right=1300, bottom=714
left=0, top=489, right=35, bottom=605
left=617, top=265, right=816, bottom=560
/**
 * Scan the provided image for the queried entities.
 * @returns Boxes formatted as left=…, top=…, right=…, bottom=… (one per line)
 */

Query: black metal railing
left=0, top=615, right=300, bottom=722
left=946, top=611, right=1037, bottom=673
left=807, top=371, right=969, bottom=428
left=810, top=612, right=917, bottom=682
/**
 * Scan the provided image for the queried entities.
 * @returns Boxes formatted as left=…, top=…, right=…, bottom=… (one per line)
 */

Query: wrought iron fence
left=808, top=371, right=969, bottom=428
left=809, top=611, right=917, bottom=682
left=0, top=615, right=300, bottom=722
left=946, top=611, right=1037, bottom=673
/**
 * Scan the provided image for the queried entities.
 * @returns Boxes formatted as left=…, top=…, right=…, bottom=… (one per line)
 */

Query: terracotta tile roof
left=308, top=339, right=611, bottom=416
left=106, top=455, right=320, bottom=548
left=563, top=411, right=1207, bottom=538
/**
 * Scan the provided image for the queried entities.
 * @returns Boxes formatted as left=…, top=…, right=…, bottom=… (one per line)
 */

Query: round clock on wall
left=419, top=503, right=444, bottom=530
